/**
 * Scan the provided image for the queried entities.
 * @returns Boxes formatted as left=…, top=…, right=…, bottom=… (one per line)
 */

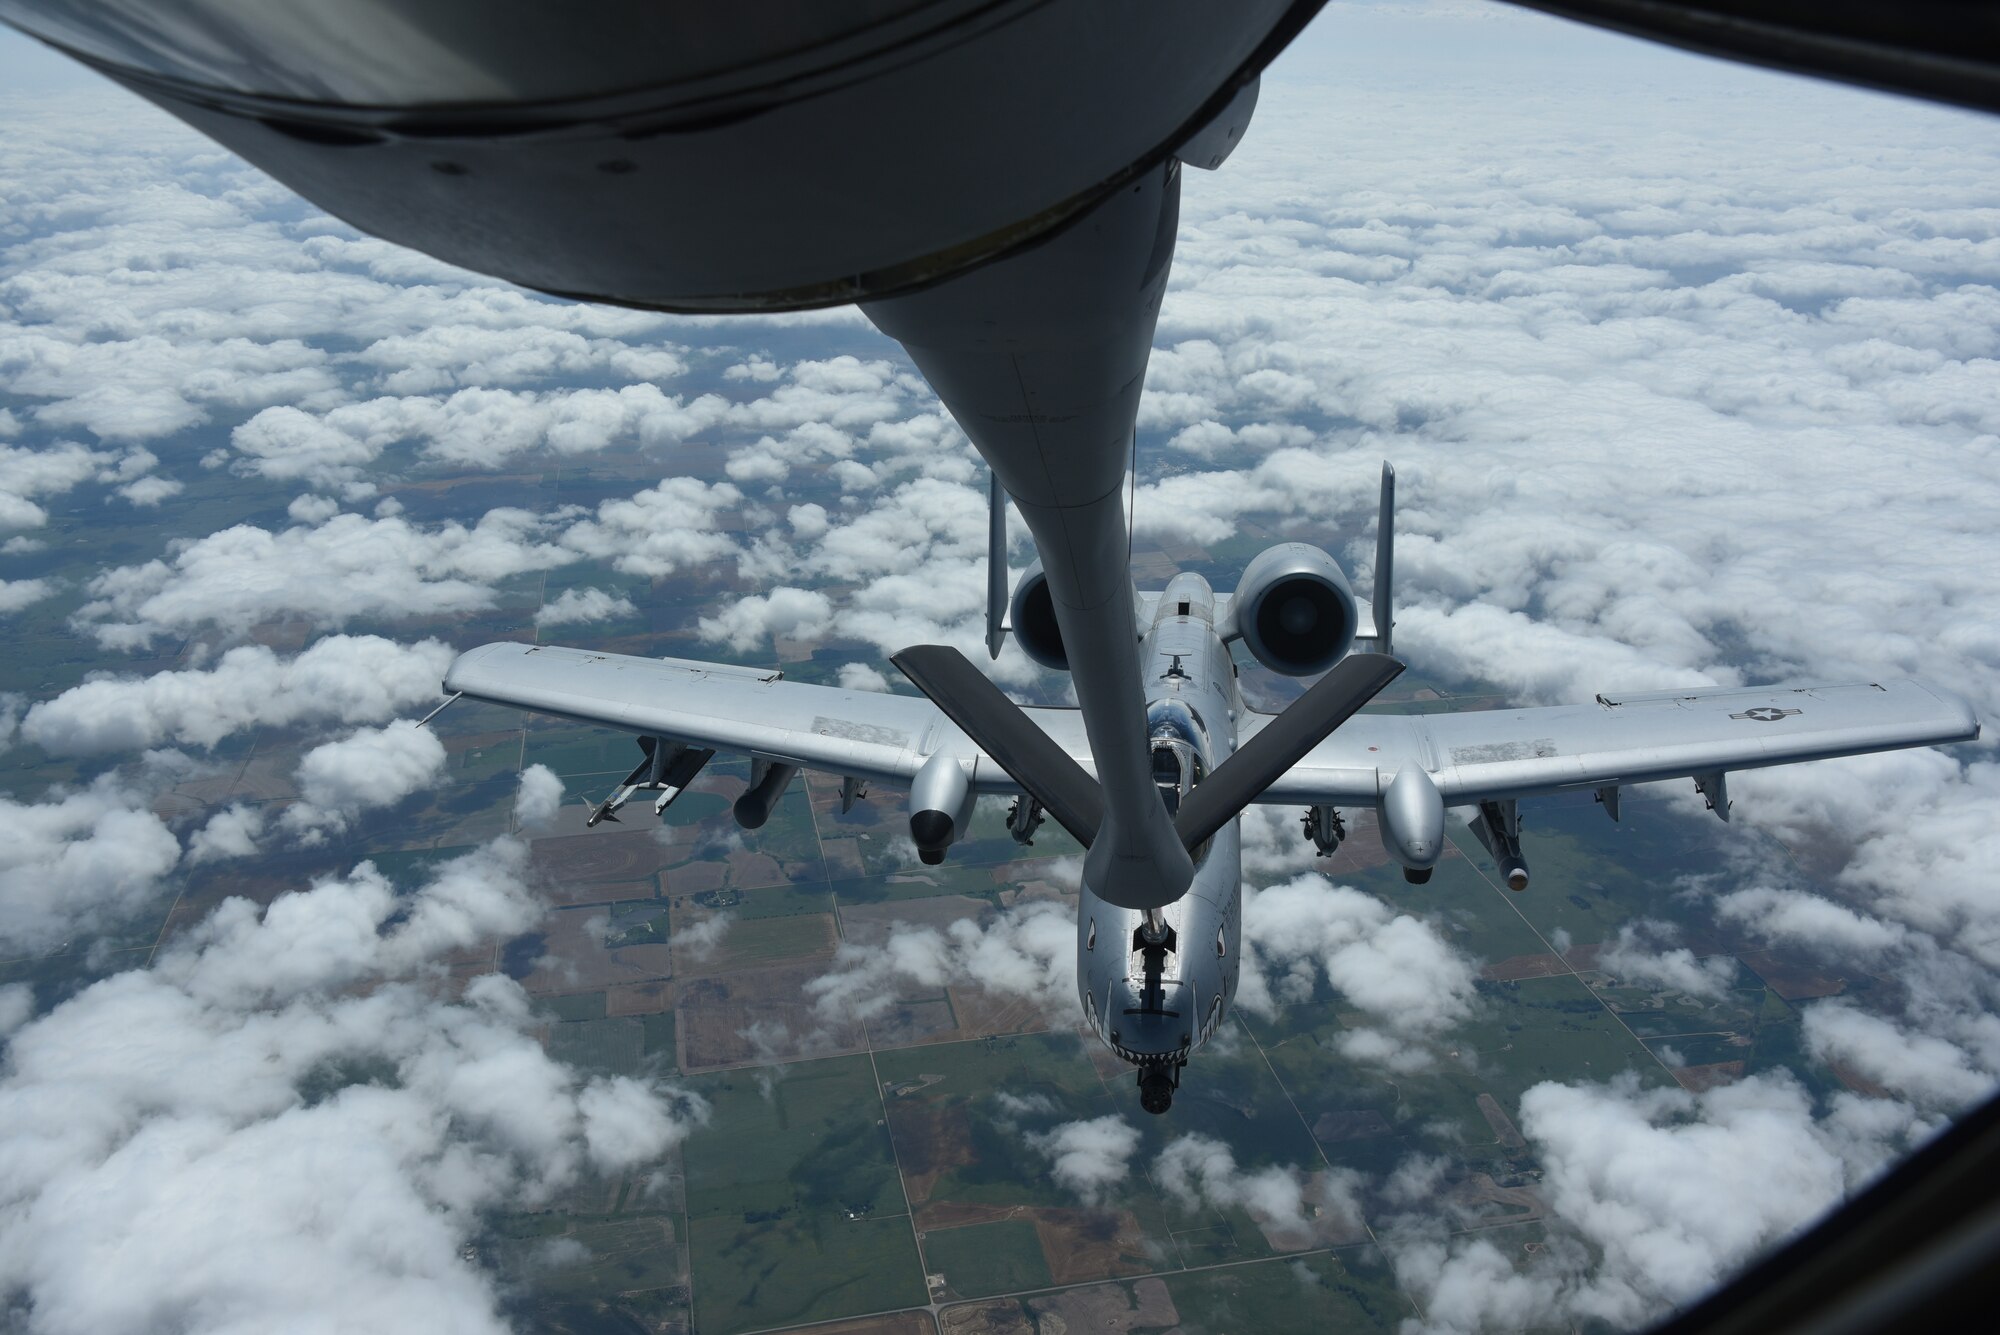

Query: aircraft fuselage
left=1075, top=571, right=1245, bottom=1114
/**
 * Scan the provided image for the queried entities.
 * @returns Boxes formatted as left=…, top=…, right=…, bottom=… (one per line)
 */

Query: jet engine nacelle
left=1231, top=543, right=1358, bottom=676
left=1381, top=766, right=1445, bottom=883
left=1009, top=561, right=1068, bottom=671
left=908, top=751, right=977, bottom=866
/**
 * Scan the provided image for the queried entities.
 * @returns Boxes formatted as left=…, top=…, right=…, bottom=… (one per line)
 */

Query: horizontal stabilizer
left=1174, top=652, right=1404, bottom=851
left=891, top=645, right=1103, bottom=846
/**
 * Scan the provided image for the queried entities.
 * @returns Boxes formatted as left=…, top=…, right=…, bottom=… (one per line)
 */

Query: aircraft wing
left=442, top=641, right=1089, bottom=790
left=1252, top=678, right=1980, bottom=807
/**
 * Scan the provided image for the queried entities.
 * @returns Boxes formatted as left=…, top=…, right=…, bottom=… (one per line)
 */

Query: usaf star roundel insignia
left=1732, top=706, right=1803, bottom=722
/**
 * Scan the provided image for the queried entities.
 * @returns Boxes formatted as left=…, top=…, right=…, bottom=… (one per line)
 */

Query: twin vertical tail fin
left=1373, top=461, right=1394, bottom=657
left=1354, top=460, right=1395, bottom=656
left=930, top=458, right=1400, bottom=851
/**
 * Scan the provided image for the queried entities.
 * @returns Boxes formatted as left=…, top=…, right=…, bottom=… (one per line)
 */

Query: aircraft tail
left=1354, top=460, right=1394, bottom=657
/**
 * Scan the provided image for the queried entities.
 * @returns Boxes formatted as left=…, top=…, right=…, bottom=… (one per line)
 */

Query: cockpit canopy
left=1146, top=700, right=1209, bottom=853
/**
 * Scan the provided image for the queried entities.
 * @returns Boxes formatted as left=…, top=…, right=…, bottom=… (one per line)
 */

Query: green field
left=924, top=1218, right=1053, bottom=1299
left=689, top=1213, right=926, bottom=1335
left=683, top=1054, right=906, bottom=1222
left=1166, top=1248, right=1411, bottom=1332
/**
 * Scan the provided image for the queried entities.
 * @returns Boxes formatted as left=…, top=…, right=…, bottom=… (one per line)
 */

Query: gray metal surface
left=0, top=0, right=1313, bottom=311
left=891, top=643, right=1103, bottom=847
left=865, top=159, right=1195, bottom=912
left=444, top=647, right=1978, bottom=814
left=1258, top=678, right=1980, bottom=805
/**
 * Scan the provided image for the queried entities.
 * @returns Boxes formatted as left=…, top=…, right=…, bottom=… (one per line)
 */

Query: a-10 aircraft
left=437, top=464, right=1978, bottom=1114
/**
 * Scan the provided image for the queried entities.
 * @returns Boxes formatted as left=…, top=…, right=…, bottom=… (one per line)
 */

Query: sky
left=1, top=2, right=1998, bottom=1332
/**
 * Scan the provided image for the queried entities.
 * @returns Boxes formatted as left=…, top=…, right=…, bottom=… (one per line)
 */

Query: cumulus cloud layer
left=1240, top=875, right=1479, bottom=1070
left=0, top=773, right=182, bottom=953
left=279, top=720, right=448, bottom=842
left=0, top=839, right=705, bottom=1333
left=20, top=635, right=454, bottom=754
left=1389, top=1071, right=1927, bottom=1334
left=804, top=900, right=1074, bottom=1026
left=1023, top=1116, right=1140, bottom=1207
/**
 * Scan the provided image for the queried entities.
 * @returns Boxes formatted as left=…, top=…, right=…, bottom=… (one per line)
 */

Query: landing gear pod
left=1381, top=766, right=1444, bottom=882
left=909, top=751, right=976, bottom=866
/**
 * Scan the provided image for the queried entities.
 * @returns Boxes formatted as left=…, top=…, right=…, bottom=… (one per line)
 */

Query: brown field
left=1829, top=1062, right=1891, bottom=1099
left=1673, top=1060, right=1747, bottom=1093
left=1482, top=952, right=1570, bottom=982
left=532, top=829, right=677, bottom=885
left=1447, top=1172, right=1547, bottom=1229
left=1035, top=1209, right=1161, bottom=1286
left=541, top=877, right=659, bottom=910
left=674, top=960, right=866, bottom=1070
left=1738, top=949, right=1848, bottom=1001
left=1561, top=942, right=1605, bottom=971
left=940, top=1300, right=1035, bottom=1335
left=723, top=848, right=790, bottom=889
left=836, top=896, right=989, bottom=947
left=866, top=997, right=961, bottom=1050
left=921, top=1203, right=1157, bottom=1288
left=663, top=860, right=727, bottom=895
left=1476, top=1092, right=1528, bottom=1151
left=606, top=979, right=674, bottom=1016
left=819, top=836, right=867, bottom=877
left=1028, top=1277, right=1177, bottom=1332
left=671, top=910, right=839, bottom=978
left=515, top=906, right=673, bottom=996
left=1313, top=1109, right=1395, bottom=1143
left=890, top=1101, right=978, bottom=1209
left=942, top=985, right=1054, bottom=1041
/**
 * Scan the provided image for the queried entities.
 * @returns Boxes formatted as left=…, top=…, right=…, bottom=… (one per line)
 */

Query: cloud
left=279, top=721, right=447, bottom=842
left=0, top=578, right=52, bottom=613
left=534, top=586, right=636, bottom=628
left=20, top=635, right=454, bottom=755
left=1238, top=875, right=1479, bottom=1064
left=187, top=803, right=264, bottom=864
left=0, top=984, right=31, bottom=1039
left=697, top=587, right=833, bottom=654
left=674, top=912, right=733, bottom=961
left=0, top=838, right=706, bottom=1333
left=1801, top=1003, right=1994, bottom=1111
left=0, top=773, right=182, bottom=953
left=0, top=440, right=166, bottom=528
left=838, top=662, right=891, bottom=692
left=75, top=510, right=576, bottom=650
left=512, top=765, right=564, bottom=834
left=804, top=900, right=1074, bottom=1026
left=1023, top=1115, right=1140, bottom=1206
left=1715, top=885, right=1909, bottom=958
left=1594, top=920, right=1738, bottom=1001
left=226, top=384, right=732, bottom=486
left=1390, top=1071, right=1932, bottom=1333
left=560, top=477, right=742, bottom=579
left=1156, top=1133, right=1362, bottom=1247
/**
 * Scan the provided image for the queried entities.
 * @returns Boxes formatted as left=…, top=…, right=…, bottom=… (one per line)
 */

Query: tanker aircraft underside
left=433, top=467, right=1978, bottom=1113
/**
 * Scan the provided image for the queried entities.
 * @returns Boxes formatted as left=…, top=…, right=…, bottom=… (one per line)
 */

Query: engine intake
left=908, top=751, right=976, bottom=866
left=1009, top=561, right=1068, bottom=671
left=1231, top=543, right=1357, bottom=676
